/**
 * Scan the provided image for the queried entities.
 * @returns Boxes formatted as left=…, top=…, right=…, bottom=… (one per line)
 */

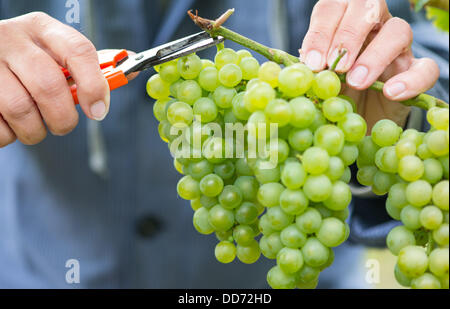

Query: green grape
left=266, top=206, right=294, bottom=230
left=371, top=119, right=402, bottom=147
left=235, top=157, right=253, bottom=177
left=153, top=98, right=171, bottom=122
left=280, top=224, right=307, bottom=248
left=247, top=111, right=272, bottom=141
left=146, top=74, right=171, bottom=99
left=373, top=171, right=397, bottom=195
left=386, top=226, right=416, bottom=256
left=341, top=166, right=351, bottom=184
left=357, top=166, right=378, bottom=186
left=198, top=66, right=220, bottom=92
left=422, top=158, right=444, bottom=185
left=244, top=81, right=276, bottom=112
left=235, top=201, right=259, bottom=225
left=380, top=146, right=399, bottom=174
left=187, top=160, right=214, bottom=180
left=258, top=61, right=281, bottom=88
left=398, top=246, right=429, bottom=278
left=339, top=144, right=359, bottom=166
left=289, top=97, right=317, bottom=128
left=314, top=125, right=345, bottom=156
left=177, top=54, right=202, bottom=80
left=433, top=223, right=449, bottom=245
left=297, top=279, right=319, bottom=290
left=411, top=273, right=442, bottom=289
left=215, top=241, right=236, bottom=264
left=401, top=129, right=424, bottom=147
left=257, top=182, right=285, bottom=208
left=215, top=48, right=239, bottom=69
left=394, top=264, right=412, bottom=287
left=297, top=265, right=320, bottom=284
left=208, top=205, right=235, bottom=231
left=260, top=232, right=284, bottom=258
left=232, top=92, right=251, bottom=121
left=246, top=78, right=261, bottom=90
left=201, top=59, right=215, bottom=69
left=396, top=139, right=417, bottom=158
left=266, top=138, right=290, bottom=164
left=433, top=181, right=449, bottom=211
left=333, top=208, right=350, bottom=222
left=264, top=99, right=292, bottom=127
left=239, top=57, right=260, bottom=80
left=193, top=207, right=215, bottom=235
left=174, top=158, right=185, bottom=175
left=177, top=80, right=202, bottom=105
left=277, top=247, right=304, bottom=274
left=267, top=265, right=297, bottom=289
left=315, top=204, right=333, bottom=219
left=309, top=111, right=327, bottom=133
left=388, top=183, right=408, bottom=209
left=280, top=189, right=309, bottom=215
left=213, top=85, right=237, bottom=109
left=419, top=206, right=443, bottom=230
left=398, top=155, right=425, bottom=182
left=302, top=147, right=330, bottom=175
left=427, top=107, right=449, bottom=130
left=304, top=175, right=333, bottom=202
left=426, top=130, right=449, bottom=156
left=258, top=215, right=276, bottom=236
left=429, top=248, right=449, bottom=278
left=278, top=64, right=314, bottom=98
left=223, top=108, right=240, bottom=124
left=338, top=113, right=367, bottom=143
left=190, top=198, right=202, bottom=211
left=169, top=79, right=183, bottom=98
left=301, top=238, right=330, bottom=268
left=237, top=49, right=252, bottom=62
left=159, top=60, right=180, bottom=83
left=386, top=199, right=402, bottom=220
left=214, top=161, right=235, bottom=180
left=233, top=225, right=256, bottom=246
left=400, top=205, right=422, bottom=230
left=236, top=240, right=261, bottom=264
left=199, top=174, right=224, bottom=197
left=254, top=160, right=281, bottom=184
left=317, top=217, right=346, bottom=248
left=219, top=63, right=243, bottom=88
left=357, top=136, right=380, bottom=167
left=288, top=128, right=313, bottom=152
left=322, top=97, right=349, bottom=123
left=417, top=144, right=433, bottom=160
left=177, top=175, right=201, bottom=200
left=281, top=161, right=307, bottom=190
left=439, top=156, right=449, bottom=179
left=324, top=181, right=352, bottom=211
left=202, top=137, right=226, bottom=164
left=406, top=180, right=432, bottom=208
left=234, top=176, right=259, bottom=201
left=219, top=185, right=243, bottom=210
left=312, top=70, right=341, bottom=100
left=296, top=208, right=322, bottom=234
left=200, top=195, right=218, bottom=209
left=193, top=97, right=218, bottom=123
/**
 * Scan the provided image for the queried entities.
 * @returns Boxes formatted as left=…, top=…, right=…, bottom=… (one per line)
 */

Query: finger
left=327, top=0, right=390, bottom=72
left=300, top=0, right=348, bottom=71
left=347, top=17, right=413, bottom=90
left=383, top=57, right=440, bottom=101
left=0, top=114, right=16, bottom=148
left=18, top=12, right=110, bottom=120
left=6, top=44, right=79, bottom=136
left=0, top=65, right=47, bottom=145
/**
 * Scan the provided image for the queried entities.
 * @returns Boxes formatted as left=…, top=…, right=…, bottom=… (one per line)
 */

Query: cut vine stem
left=188, top=9, right=449, bottom=111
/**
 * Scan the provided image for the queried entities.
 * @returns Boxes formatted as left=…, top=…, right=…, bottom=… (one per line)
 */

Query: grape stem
left=427, top=232, right=434, bottom=255
left=188, top=9, right=449, bottom=111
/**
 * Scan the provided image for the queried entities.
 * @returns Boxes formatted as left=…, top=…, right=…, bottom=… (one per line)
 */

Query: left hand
left=300, top=0, right=440, bottom=129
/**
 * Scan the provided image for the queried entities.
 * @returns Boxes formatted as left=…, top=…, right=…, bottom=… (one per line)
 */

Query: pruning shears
left=62, top=31, right=225, bottom=104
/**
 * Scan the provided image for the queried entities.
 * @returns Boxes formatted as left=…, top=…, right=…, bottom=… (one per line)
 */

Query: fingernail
left=305, top=50, right=323, bottom=71
left=386, top=82, right=406, bottom=98
left=90, top=100, right=107, bottom=121
left=347, top=66, right=369, bottom=87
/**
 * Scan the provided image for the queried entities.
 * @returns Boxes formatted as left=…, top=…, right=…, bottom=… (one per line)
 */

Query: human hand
left=0, top=12, right=110, bottom=148
left=300, top=0, right=440, bottom=130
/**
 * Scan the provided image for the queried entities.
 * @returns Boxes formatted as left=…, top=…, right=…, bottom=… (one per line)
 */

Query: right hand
left=0, top=12, right=110, bottom=148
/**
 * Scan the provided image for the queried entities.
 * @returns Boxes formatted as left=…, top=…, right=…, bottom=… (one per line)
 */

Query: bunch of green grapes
left=356, top=108, right=449, bottom=289
left=146, top=46, right=367, bottom=289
